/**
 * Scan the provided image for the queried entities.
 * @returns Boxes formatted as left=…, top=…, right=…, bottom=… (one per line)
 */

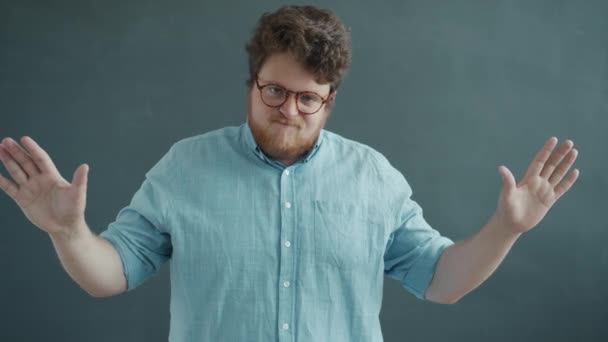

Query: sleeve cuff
left=402, top=236, right=454, bottom=300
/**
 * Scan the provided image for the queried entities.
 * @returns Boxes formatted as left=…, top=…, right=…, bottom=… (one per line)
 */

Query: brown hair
left=245, top=5, right=352, bottom=92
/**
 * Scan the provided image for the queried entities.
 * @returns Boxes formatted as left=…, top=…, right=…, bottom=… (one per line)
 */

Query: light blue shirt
left=100, top=122, right=453, bottom=341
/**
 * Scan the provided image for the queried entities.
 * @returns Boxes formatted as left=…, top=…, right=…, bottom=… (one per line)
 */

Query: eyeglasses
left=255, top=76, right=332, bottom=115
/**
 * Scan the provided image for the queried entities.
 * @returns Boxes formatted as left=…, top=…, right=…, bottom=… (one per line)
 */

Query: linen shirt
left=100, top=122, right=454, bottom=342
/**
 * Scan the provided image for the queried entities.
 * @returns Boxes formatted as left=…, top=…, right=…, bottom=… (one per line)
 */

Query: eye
left=299, top=93, right=322, bottom=105
left=267, top=85, right=285, bottom=96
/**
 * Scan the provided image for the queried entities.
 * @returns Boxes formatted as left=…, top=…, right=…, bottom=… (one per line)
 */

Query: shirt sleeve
left=380, top=158, right=454, bottom=300
left=99, top=146, right=175, bottom=292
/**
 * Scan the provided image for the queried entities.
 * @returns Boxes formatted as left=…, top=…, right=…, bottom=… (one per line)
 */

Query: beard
left=247, top=107, right=325, bottom=164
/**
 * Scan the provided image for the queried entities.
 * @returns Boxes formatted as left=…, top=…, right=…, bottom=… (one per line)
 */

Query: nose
left=279, top=92, right=300, bottom=117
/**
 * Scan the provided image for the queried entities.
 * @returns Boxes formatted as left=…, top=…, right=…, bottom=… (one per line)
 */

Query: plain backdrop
left=1, top=0, right=607, bottom=341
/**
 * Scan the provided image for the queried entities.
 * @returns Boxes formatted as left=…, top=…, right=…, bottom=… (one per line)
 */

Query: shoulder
left=322, top=129, right=396, bottom=172
left=322, top=129, right=413, bottom=194
left=147, top=126, right=240, bottom=174
left=322, top=130, right=385, bottom=161
left=156, top=126, right=244, bottom=165
left=171, top=126, right=240, bottom=153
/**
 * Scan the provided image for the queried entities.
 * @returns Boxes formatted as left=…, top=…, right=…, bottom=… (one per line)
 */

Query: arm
left=0, top=136, right=126, bottom=298
left=424, top=214, right=520, bottom=304
left=425, top=137, right=579, bottom=304
left=49, top=221, right=127, bottom=298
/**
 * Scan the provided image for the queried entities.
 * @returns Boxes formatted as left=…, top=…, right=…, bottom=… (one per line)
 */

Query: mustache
left=270, top=118, right=303, bottom=128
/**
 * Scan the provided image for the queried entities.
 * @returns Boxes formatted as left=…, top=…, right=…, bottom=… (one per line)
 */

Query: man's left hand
left=494, top=137, right=579, bottom=234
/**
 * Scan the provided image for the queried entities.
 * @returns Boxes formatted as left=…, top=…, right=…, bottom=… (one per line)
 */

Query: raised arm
left=425, top=137, right=579, bottom=304
left=0, top=136, right=126, bottom=297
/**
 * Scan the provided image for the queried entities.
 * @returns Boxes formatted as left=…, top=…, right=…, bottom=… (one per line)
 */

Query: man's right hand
left=0, top=136, right=89, bottom=236
left=1, top=136, right=127, bottom=297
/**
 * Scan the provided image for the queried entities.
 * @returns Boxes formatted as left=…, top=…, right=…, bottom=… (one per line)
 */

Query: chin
left=266, top=137, right=306, bottom=158
left=247, top=107, right=321, bottom=161
left=258, top=129, right=316, bottom=161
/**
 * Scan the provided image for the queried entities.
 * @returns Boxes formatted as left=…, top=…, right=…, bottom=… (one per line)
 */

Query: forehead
left=258, top=53, right=331, bottom=94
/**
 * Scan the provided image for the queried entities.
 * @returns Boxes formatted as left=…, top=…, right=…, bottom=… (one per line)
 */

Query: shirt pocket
left=313, top=200, right=377, bottom=270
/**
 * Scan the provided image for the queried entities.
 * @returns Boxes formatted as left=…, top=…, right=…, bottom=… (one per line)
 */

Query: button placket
left=278, top=168, right=295, bottom=339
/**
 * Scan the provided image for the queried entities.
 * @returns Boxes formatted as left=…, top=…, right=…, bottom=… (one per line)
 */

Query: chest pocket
left=313, top=200, right=379, bottom=270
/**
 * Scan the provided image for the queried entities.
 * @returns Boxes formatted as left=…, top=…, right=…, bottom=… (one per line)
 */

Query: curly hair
left=245, top=5, right=352, bottom=92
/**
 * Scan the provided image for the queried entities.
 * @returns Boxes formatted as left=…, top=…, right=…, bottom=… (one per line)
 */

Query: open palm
left=495, top=137, right=579, bottom=234
left=0, top=137, right=89, bottom=234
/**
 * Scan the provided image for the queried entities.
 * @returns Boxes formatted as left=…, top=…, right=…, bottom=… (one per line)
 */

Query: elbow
left=83, top=284, right=126, bottom=298
left=425, top=290, right=465, bottom=305
left=88, top=292, right=106, bottom=298
left=82, top=276, right=128, bottom=298
left=437, top=295, right=462, bottom=305
left=85, top=288, right=111, bottom=298
left=86, top=288, right=122, bottom=298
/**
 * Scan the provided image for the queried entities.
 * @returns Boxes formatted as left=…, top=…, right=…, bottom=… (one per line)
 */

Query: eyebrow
left=257, top=76, right=327, bottom=95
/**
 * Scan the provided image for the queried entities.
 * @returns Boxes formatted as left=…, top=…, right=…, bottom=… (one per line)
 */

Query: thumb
left=71, top=163, right=89, bottom=193
left=498, top=165, right=516, bottom=194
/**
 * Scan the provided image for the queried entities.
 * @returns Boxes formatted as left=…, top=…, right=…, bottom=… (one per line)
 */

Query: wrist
left=48, top=219, right=90, bottom=242
left=487, top=212, right=523, bottom=241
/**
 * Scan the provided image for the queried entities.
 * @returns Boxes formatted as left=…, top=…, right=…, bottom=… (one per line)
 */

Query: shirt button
left=282, top=323, right=289, bottom=330
left=283, top=281, right=290, bottom=288
left=285, top=202, right=292, bottom=209
left=284, top=240, right=291, bottom=248
left=284, top=169, right=290, bottom=176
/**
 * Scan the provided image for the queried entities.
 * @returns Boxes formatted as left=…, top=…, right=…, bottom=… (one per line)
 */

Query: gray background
left=1, top=0, right=607, bottom=341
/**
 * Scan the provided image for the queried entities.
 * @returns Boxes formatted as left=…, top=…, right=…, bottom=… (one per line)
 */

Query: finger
left=539, top=139, right=574, bottom=179
left=0, top=144, right=29, bottom=185
left=2, top=137, right=40, bottom=178
left=19, top=136, right=61, bottom=176
left=554, top=168, right=580, bottom=200
left=0, top=171, right=19, bottom=200
left=71, top=164, right=89, bottom=193
left=548, top=148, right=578, bottom=186
left=498, top=165, right=516, bottom=194
left=523, top=137, right=559, bottom=180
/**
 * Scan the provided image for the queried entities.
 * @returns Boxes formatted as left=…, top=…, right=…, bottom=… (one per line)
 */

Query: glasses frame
left=254, top=76, right=332, bottom=115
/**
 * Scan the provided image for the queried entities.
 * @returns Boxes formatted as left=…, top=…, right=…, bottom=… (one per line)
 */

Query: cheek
left=305, top=114, right=327, bottom=131
left=249, top=98, right=266, bottom=121
left=250, top=95, right=276, bottom=119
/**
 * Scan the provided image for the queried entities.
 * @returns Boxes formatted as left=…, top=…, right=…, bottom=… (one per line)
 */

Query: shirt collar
left=240, top=120, right=324, bottom=167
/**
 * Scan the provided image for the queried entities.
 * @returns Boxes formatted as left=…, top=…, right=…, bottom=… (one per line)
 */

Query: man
left=0, top=5, right=579, bottom=342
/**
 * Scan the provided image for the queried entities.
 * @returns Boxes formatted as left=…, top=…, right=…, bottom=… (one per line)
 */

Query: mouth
left=273, top=120, right=299, bottom=128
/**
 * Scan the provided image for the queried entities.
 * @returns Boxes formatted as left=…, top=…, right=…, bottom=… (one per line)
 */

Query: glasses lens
left=297, top=92, right=323, bottom=114
left=259, top=82, right=325, bottom=114
left=261, top=85, right=286, bottom=106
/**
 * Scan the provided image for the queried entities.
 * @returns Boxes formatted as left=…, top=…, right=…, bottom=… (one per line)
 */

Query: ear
left=328, top=90, right=338, bottom=104
left=324, top=91, right=338, bottom=113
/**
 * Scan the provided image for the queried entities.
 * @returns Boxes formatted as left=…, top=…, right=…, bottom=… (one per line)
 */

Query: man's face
left=247, top=52, right=333, bottom=165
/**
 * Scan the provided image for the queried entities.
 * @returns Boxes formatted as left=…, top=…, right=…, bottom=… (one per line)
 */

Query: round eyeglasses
left=255, top=77, right=332, bottom=115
